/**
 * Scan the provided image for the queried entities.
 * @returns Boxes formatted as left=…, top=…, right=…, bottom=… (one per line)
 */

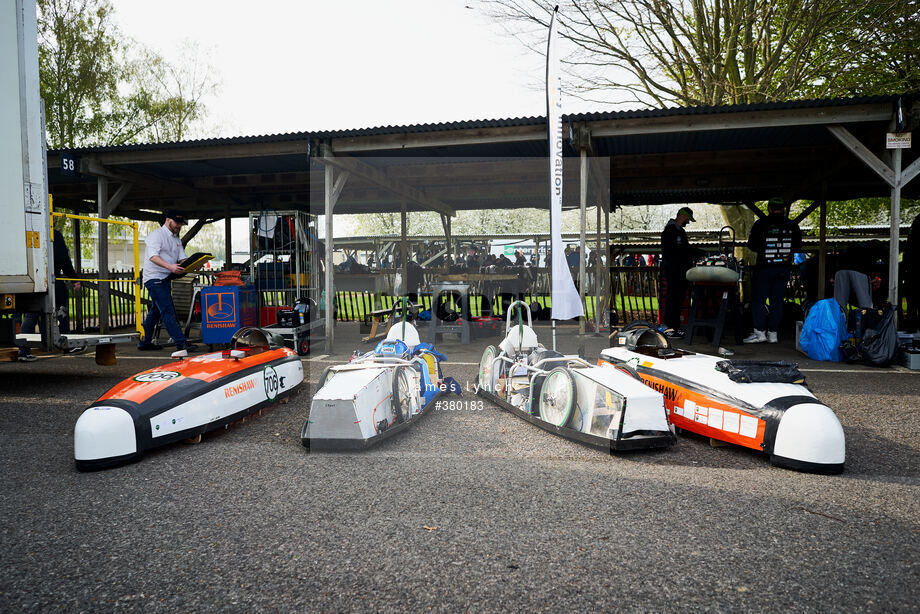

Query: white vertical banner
left=547, top=6, right=584, bottom=320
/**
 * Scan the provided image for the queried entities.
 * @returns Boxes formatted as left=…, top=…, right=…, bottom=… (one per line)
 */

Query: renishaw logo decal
left=204, top=291, right=238, bottom=327
left=641, top=376, right=680, bottom=403
left=134, top=371, right=181, bottom=382
left=224, top=378, right=256, bottom=398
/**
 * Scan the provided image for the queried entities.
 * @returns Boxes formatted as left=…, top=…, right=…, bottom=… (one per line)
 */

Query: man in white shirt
left=138, top=210, right=198, bottom=352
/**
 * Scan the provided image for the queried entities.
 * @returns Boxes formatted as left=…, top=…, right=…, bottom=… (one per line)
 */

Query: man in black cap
left=659, top=206, right=702, bottom=338
left=137, top=210, right=198, bottom=352
left=744, top=197, right=802, bottom=344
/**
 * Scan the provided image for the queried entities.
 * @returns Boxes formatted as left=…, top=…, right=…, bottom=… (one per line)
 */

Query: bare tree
left=480, top=0, right=919, bottom=241
left=480, top=0, right=905, bottom=108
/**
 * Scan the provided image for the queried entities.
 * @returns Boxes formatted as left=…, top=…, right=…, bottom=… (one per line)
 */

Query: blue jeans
left=21, top=280, right=71, bottom=335
left=141, top=278, right=186, bottom=349
left=752, top=267, right=791, bottom=332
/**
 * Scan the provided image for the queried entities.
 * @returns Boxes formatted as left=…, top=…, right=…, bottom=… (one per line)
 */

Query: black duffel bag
left=715, top=360, right=806, bottom=384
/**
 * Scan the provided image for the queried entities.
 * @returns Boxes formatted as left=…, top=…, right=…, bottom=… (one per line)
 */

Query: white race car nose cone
left=771, top=403, right=845, bottom=473
left=74, top=406, right=138, bottom=469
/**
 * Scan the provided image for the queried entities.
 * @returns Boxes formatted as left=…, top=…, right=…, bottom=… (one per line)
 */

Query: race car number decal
left=263, top=366, right=280, bottom=401
left=133, top=371, right=181, bottom=382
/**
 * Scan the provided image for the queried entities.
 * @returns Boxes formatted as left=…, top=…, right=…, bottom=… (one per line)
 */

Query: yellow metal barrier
left=49, top=197, right=143, bottom=337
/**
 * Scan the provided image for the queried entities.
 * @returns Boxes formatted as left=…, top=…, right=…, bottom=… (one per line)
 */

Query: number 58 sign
left=61, top=153, right=78, bottom=176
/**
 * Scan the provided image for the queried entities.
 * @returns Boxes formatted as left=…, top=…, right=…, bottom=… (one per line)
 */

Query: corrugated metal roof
left=53, top=95, right=901, bottom=155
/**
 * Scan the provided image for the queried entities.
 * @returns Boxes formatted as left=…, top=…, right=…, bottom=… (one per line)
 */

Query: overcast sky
left=110, top=0, right=630, bottom=249
left=112, top=0, right=582, bottom=137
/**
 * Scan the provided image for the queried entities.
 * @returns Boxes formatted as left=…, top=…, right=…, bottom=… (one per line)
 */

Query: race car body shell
left=74, top=348, right=304, bottom=470
left=599, top=346, right=845, bottom=473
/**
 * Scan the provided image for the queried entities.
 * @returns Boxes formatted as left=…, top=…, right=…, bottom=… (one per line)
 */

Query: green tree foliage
left=482, top=0, right=917, bottom=107
left=821, top=0, right=920, bottom=97
left=37, top=0, right=218, bottom=148
left=482, top=0, right=919, bottom=230
left=38, top=0, right=121, bottom=148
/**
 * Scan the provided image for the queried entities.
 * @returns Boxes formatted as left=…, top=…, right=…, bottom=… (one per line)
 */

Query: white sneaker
left=766, top=331, right=778, bottom=343
left=743, top=330, right=767, bottom=344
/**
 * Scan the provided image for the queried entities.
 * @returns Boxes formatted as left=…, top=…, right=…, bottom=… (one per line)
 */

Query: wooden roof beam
left=318, top=145, right=455, bottom=217
left=82, top=158, right=242, bottom=208
left=591, top=103, right=892, bottom=138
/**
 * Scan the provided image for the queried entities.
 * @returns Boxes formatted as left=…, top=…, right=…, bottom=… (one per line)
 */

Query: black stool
left=685, top=282, right=742, bottom=347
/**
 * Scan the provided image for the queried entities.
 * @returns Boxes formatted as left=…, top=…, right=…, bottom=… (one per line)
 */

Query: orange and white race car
left=599, top=323, right=845, bottom=474
left=74, top=328, right=303, bottom=470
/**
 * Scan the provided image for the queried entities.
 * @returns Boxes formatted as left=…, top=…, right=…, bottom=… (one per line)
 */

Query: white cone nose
left=773, top=403, right=845, bottom=466
left=74, top=406, right=137, bottom=461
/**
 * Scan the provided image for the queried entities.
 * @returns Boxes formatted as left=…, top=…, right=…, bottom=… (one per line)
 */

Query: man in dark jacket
left=660, top=207, right=702, bottom=338
left=744, top=198, right=802, bottom=344
left=906, top=213, right=920, bottom=330
left=18, top=228, right=82, bottom=360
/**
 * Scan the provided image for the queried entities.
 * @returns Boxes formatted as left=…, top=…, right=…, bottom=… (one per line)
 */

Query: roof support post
left=743, top=201, right=766, bottom=219
left=325, top=164, right=334, bottom=353
left=594, top=204, right=602, bottom=335
left=401, top=201, right=408, bottom=299
left=818, top=186, right=827, bottom=300
left=890, top=147, right=902, bottom=306
left=323, top=163, right=348, bottom=353
left=224, top=205, right=232, bottom=271
left=902, top=155, right=920, bottom=187
left=180, top=218, right=211, bottom=248
left=826, top=121, right=916, bottom=307
left=441, top=214, right=452, bottom=266
left=792, top=200, right=822, bottom=225
left=72, top=213, right=83, bottom=330
left=578, top=148, right=587, bottom=357
left=317, top=144, right=455, bottom=217
left=604, top=206, right=610, bottom=329
left=826, top=125, right=897, bottom=187
left=97, top=177, right=110, bottom=334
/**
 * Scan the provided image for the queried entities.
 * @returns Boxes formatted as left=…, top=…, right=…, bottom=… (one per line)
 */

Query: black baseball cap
left=164, top=209, right=187, bottom=224
left=677, top=206, right=696, bottom=222
left=768, top=197, right=785, bottom=210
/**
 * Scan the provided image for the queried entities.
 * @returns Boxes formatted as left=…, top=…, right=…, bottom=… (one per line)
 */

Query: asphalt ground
left=1, top=324, right=918, bottom=612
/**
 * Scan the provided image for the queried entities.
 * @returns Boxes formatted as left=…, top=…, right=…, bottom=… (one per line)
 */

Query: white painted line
left=799, top=368, right=920, bottom=374
left=80, top=355, right=175, bottom=361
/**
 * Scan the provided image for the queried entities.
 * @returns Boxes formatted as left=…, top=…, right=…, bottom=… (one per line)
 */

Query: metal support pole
left=890, top=148, right=902, bottom=306
left=604, top=206, right=610, bottom=328
left=818, top=192, right=827, bottom=300
left=401, top=201, right=409, bottom=298
left=445, top=215, right=452, bottom=266
left=72, top=216, right=83, bottom=331
left=594, top=204, right=601, bottom=335
left=224, top=205, right=232, bottom=270
left=578, top=149, right=587, bottom=356
left=97, top=177, right=110, bottom=334
left=324, top=164, right=334, bottom=353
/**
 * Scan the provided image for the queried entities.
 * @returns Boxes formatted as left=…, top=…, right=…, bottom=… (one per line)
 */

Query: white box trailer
left=0, top=0, right=138, bottom=360
left=0, top=0, right=49, bottom=300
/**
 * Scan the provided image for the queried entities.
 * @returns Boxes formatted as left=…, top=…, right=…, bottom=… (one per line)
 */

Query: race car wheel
left=614, top=363, right=641, bottom=380
left=477, top=345, right=498, bottom=392
left=621, top=320, right=655, bottom=332
left=539, top=367, right=576, bottom=428
left=392, top=366, right=419, bottom=423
